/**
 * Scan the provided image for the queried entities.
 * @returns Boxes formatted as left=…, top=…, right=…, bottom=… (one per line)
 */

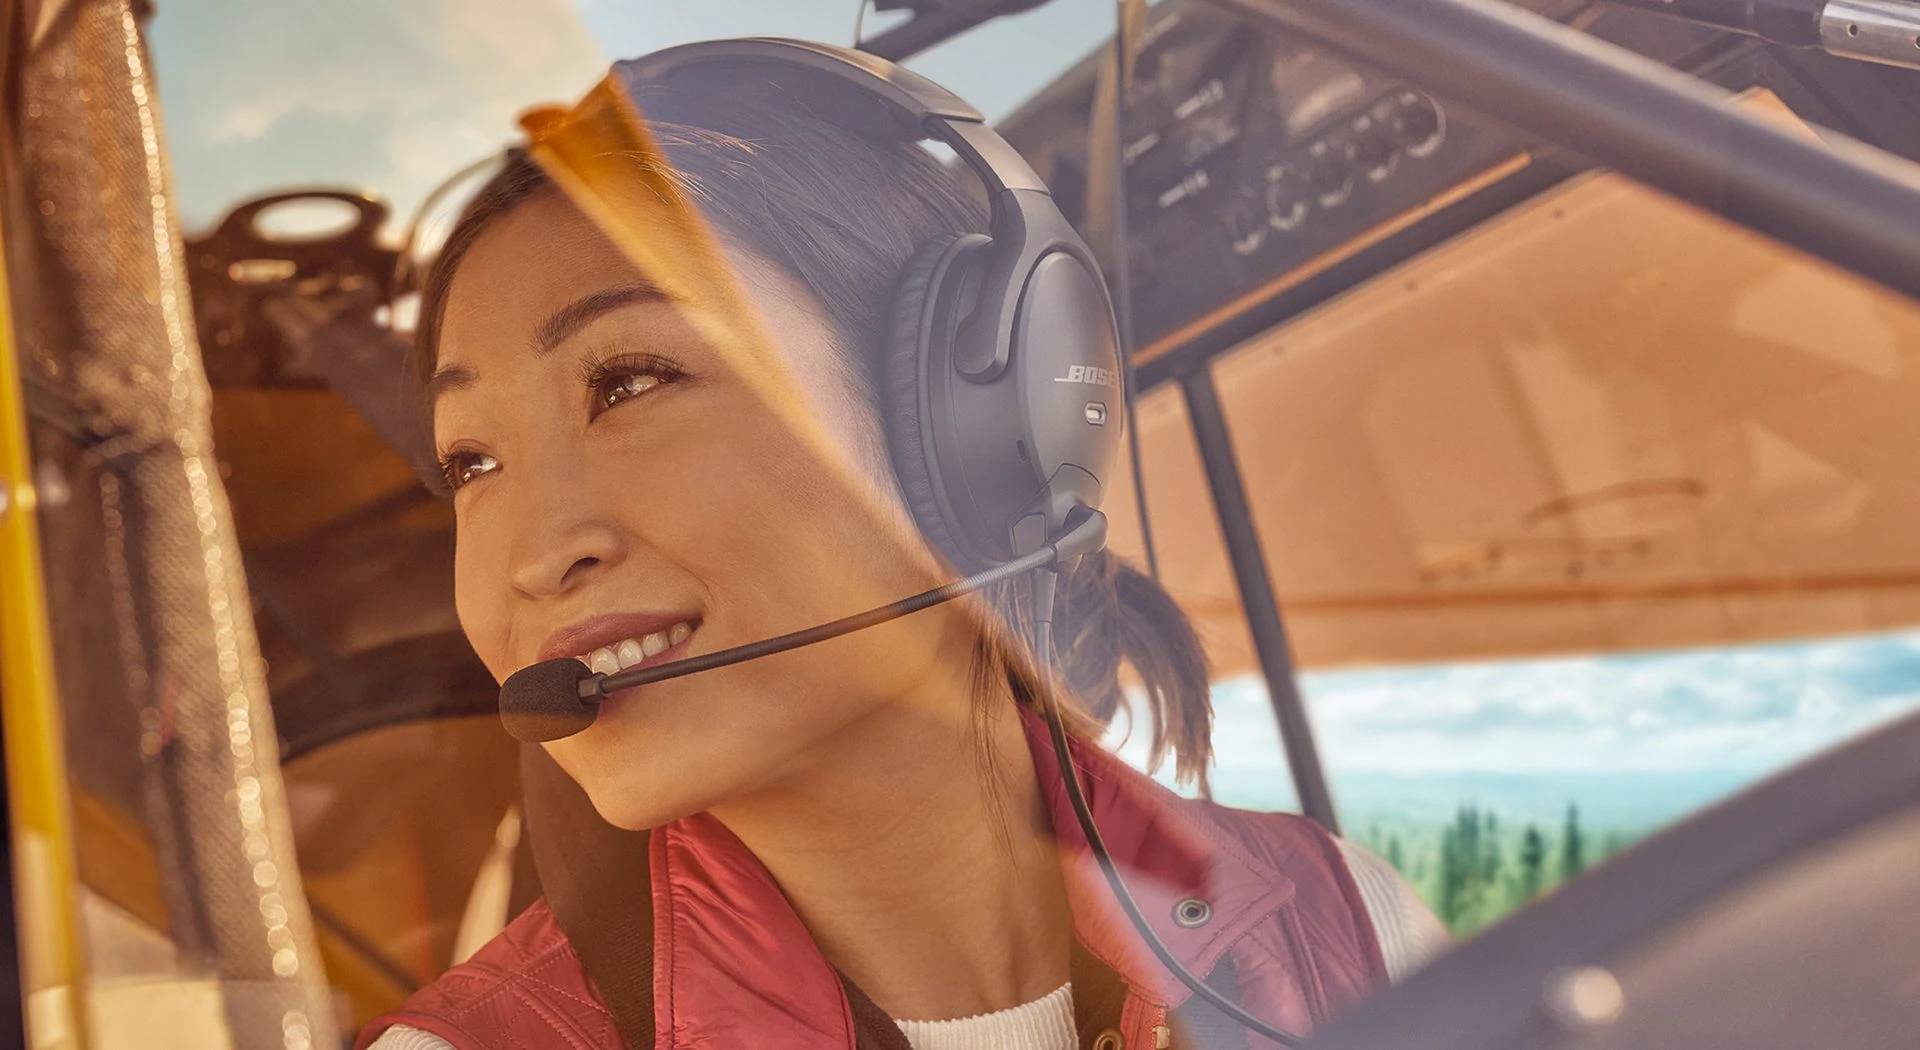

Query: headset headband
left=624, top=38, right=1045, bottom=187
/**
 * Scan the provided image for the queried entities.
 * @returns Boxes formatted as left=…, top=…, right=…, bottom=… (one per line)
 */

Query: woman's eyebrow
left=426, top=363, right=479, bottom=412
left=428, top=280, right=686, bottom=412
left=532, top=280, right=684, bottom=356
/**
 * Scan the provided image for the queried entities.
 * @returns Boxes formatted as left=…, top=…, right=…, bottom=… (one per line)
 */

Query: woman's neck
left=707, top=681, right=1073, bottom=1022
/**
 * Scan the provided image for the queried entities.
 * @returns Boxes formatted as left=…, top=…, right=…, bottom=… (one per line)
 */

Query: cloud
left=1172, top=630, right=1920, bottom=778
left=147, top=0, right=605, bottom=231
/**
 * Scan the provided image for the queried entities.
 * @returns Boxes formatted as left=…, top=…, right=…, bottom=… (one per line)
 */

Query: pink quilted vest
left=359, top=712, right=1386, bottom=1049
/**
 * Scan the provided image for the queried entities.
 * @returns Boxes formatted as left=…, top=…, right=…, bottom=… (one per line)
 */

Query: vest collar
left=648, top=707, right=1297, bottom=1048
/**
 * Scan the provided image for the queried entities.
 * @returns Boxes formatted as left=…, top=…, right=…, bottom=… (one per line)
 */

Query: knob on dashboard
left=1353, top=133, right=1398, bottom=184
left=1388, top=93, right=1444, bottom=156
left=1305, top=150, right=1351, bottom=208
left=1264, top=164, right=1309, bottom=232
left=1304, top=140, right=1355, bottom=207
left=1226, top=187, right=1266, bottom=256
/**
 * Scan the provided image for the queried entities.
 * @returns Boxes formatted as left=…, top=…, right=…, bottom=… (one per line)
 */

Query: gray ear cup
left=883, top=231, right=991, bottom=570
left=886, top=228, right=1125, bottom=573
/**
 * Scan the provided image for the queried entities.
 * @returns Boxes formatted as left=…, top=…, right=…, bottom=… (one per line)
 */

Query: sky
left=146, top=0, right=1122, bottom=235
left=1299, top=627, right=1920, bottom=776
left=1108, top=627, right=1920, bottom=825
left=574, top=0, right=1122, bottom=120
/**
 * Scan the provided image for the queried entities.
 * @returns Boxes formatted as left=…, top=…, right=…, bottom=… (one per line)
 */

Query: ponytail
left=1059, top=551, right=1215, bottom=791
left=977, top=550, right=1215, bottom=793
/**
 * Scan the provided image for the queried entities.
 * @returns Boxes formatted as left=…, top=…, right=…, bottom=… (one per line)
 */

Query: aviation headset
left=621, top=38, right=1125, bottom=574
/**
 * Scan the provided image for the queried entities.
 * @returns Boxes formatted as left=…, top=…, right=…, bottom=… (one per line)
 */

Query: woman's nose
left=505, top=484, right=629, bottom=599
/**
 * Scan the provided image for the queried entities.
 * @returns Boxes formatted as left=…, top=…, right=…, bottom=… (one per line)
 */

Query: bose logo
left=1054, top=365, right=1118, bottom=386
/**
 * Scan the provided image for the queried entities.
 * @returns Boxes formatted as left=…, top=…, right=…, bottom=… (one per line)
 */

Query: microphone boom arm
left=578, top=507, right=1110, bottom=700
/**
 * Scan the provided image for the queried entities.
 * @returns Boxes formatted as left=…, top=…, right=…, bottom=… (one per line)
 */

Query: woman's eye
left=596, top=371, right=661, bottom=413
left=581, top=352, right=683, bottom=419
left=439, top=449, right=499, bottom=492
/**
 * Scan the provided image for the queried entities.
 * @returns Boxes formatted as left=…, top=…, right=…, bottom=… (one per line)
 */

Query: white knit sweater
left=370, top=840, right=1444, bottom=1050
left=895, top=982, right=1078, bottom=1050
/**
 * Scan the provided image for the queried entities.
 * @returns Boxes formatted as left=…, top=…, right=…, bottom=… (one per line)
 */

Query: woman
left=363, top=46, right=1443, bottom=1050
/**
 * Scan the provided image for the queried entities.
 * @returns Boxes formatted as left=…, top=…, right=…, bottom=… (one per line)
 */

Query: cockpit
left=3, top=1, right=1917, bottom=1048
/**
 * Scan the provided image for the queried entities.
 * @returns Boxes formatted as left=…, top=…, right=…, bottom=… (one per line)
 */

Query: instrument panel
left=998, top=1, right=1549, bottom=352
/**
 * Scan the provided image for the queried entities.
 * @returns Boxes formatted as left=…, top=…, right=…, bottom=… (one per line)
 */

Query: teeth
left=572, top=622, right=696, bottom=673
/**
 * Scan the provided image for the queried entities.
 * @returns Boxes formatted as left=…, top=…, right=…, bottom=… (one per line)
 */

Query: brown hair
left=418, top=78, right=1214, bottom=787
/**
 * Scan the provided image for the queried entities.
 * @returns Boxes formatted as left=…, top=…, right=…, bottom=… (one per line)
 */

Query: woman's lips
left=536, top=612, right=700, bottom=666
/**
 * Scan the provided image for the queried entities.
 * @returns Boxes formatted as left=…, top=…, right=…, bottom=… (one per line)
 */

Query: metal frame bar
left=857, top=0, right=1054, bottom=61
left=1206, top=0, right=1920, bottom=304
left=0, top=207, right=88, bottom=1047
left=1596, top=0, right=1826, bottom=47
left=1181, top=368, right=1340, bottom=832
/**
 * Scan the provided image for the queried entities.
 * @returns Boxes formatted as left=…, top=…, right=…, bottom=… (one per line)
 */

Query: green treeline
left=1357, top=802, right=1638, bottom=936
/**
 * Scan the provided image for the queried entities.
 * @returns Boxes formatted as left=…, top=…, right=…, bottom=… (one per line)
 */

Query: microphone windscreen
left=499, top=658, right=599, bottom=742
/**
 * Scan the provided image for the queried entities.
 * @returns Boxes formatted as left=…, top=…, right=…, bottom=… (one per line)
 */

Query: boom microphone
left=498, top=508, right=1110, bottom=743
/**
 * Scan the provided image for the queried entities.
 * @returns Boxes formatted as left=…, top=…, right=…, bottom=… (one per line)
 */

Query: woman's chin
left=543, top=734, right=712, bottom=830
left=580, top=775, right=716, bottom=832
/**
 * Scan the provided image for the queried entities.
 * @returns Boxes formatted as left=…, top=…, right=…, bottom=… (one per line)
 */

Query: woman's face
left=433, top=190, right=969, bottom=829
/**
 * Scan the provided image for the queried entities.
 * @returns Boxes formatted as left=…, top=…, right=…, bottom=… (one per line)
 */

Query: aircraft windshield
left=8, top=2, right=1918, bottom=1048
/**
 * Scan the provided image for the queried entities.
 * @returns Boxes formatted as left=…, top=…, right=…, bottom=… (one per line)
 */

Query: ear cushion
left=882, top=231, right=990, bottom=569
